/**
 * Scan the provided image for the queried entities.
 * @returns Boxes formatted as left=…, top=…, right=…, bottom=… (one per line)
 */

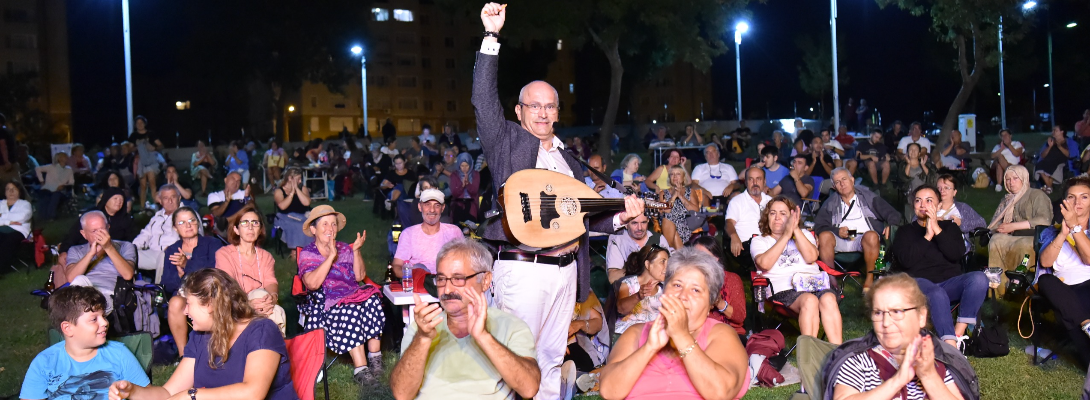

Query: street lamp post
left=830, top=0, right=840, bottom=131
left=122, top=0, right=134, bottom=137
left=999, top=1, right=1039, bottom=130
left=1047, top=21, right=1077, bottom=128
left=734, top=22, right=748, bottom=124
left=351, top=45, right=368, bottom=136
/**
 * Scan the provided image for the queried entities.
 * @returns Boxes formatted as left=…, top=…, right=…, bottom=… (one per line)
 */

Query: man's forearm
left=390, top=334, right=431, bottom=400
left=477, top=333, right=540, bottom=398
left=65, top=255, right=93, bottom=281
left=105, top=245, right=135, bottom=280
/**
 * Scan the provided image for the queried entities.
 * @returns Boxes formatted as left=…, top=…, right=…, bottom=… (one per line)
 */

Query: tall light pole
left=1047, top=22, right=1077, bottom=128
left=999, top=1, right=1039, bottom=129
left=122, top=0, right=134, bottom=137
left=734, top=22, right=748, bottom=123
left=351, top=45, right=368, bottom=136
left=830, top=0, right=840, bottom=131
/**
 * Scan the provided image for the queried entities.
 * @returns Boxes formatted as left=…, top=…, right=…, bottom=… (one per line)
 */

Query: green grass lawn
left=2, top=132, right=1086, bottom=399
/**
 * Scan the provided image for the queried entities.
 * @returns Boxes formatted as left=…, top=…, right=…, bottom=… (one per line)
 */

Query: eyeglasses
left=870, top=307, right=919, bottom=321
left=518, top=102, right=559, bottom=114
left=175, top=218, right=198, bottom=226
left=238, top=220, right=262, bottom=228
left=434, top=272, right=485, bottom=287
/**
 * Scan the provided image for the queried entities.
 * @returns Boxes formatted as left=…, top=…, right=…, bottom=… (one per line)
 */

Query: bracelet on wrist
left=678, top=342, right=698, bottom=358
left=483, top=31, right=501, bottom=39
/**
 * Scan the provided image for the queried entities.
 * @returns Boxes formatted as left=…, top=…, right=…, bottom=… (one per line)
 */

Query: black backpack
left=110, top=276, right=139, bottom=335
left=966, top=290, right=1009, bottom=358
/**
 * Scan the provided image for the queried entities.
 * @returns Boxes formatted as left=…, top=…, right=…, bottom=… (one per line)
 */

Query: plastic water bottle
left=402, top=266, right=413, bottom=292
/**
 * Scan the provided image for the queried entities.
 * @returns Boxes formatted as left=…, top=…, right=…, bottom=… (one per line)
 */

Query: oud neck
left=580, top=198, right=632, bottom=214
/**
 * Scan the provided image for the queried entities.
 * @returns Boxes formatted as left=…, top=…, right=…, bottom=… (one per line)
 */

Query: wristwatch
left=1073, top=225, right=1084, bottom=234
left=188, top=388, right=197, bottom=400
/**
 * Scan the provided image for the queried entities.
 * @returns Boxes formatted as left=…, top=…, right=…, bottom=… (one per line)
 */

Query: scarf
left=97, top=187, right=129, bottom=218
left=455, top=153, right=475, bottom=184
left=988, top=164, right=1029, bottom=230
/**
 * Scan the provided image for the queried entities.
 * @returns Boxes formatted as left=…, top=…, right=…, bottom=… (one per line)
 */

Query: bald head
left=516, top=80, right=560, bottom=143
left=519, top=80, right=559, bottom=104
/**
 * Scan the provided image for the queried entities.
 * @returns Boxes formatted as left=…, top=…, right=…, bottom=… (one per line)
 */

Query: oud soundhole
left=558, top=197, right=579, bottom=216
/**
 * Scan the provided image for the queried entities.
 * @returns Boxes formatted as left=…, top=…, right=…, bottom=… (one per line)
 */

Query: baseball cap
left=419, top=188, right=445, bottom=204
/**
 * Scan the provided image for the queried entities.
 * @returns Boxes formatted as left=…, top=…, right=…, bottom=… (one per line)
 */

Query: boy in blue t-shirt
left=20, top=286, right=149, bottom=400
left=760, top=145, right=790, bottom=189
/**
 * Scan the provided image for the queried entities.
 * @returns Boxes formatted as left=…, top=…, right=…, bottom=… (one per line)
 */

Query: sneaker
left=995, top=184, right=1003, bottom=193
left=353, top=367, right=377, bottom=387
left=560, top=360, right=576, bottom=400
left=384, top=199, right=392, bottom=210
left=955, top=335, right=970, bottom=354
left=368, top=356, right=385, bottom=380
left=576, top=371, right=599, bottom=393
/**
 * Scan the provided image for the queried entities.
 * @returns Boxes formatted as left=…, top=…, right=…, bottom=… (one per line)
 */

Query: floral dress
left=663, top=187, right=694, bottom=242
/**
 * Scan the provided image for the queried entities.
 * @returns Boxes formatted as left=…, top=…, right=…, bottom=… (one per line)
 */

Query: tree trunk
left=590, top=30, right=623, bottom=163
left=933, top=31, right=983, bottom=164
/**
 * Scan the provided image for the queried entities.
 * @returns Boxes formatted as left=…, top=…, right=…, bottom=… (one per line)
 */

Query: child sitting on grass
left=20, top=286, right=149, bottom=400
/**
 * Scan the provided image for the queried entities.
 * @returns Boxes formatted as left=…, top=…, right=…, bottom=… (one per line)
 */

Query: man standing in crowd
left=392, top=188, right=463, bottom=276
left=856, top=128, right=891, bottom=186
left=725, top=167, right=771, bottom=263
left=471, top=4, right=643, bottom=398
left=391, top=239, right=540, bottom=400
left=605, top=214, right=671, bottom=283
left=814, top=168, right=901, bottom=289
left=691, top=143, right=740, bottom=203
left=586, top=154, right=624, bottom=199
left=772, top=154, right=816, bottom=206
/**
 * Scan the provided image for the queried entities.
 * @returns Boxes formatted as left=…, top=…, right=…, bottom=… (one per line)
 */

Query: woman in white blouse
left=0, top=181, right=32, bottom=270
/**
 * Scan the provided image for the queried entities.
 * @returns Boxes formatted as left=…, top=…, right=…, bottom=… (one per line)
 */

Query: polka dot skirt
left=299, top=290, right=385, bottom=354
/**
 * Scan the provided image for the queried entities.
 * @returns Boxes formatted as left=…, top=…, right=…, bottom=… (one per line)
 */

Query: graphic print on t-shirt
left=45, top=370, right=115, bottom=400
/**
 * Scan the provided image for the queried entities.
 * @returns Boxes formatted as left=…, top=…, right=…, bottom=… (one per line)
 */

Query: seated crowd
left=17, top=121, right=1090, bottom=400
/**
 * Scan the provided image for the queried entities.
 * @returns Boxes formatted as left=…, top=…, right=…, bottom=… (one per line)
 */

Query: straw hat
left=302, top=205, right=347, bottom=237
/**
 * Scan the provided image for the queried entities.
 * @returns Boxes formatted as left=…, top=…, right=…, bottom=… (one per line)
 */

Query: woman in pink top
left=599, top=248, right=749, bottom=400
left=215, top=205, right=286, bottom=335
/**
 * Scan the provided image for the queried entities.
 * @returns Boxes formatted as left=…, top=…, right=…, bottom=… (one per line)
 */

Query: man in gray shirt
left=64, top=210, right=137, bottom=314
left=604, top=214, right=671, bottom=283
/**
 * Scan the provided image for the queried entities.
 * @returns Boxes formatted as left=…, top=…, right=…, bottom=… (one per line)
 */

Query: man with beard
left=391, top=238, right=540, bottom=400
left=725, top=167, right=772, bottom=261
left=605, top=214, right=671, bottom=283
left=392, top=188, right=464, bottom=277
left=471, top=4, right=644, bottom=398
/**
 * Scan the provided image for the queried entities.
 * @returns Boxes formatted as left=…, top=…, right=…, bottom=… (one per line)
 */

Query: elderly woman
left=612, top=153, right=646, bottom=193
left=35, top=151, right=74, bottom=221
left=647, top=149, right=686, bottom=193
left=614, top=245, right=671, bottom=335
left=274, top=167, right=312, bottom=251
left=297, top=205, right=385, bottom=386
left=109, top=269, right=298, bottom=400
left=0, top=181, right=31, bottom=271
left=600, top=248, right=749, bottom=400
left=987, top=165, right=1053, bottom=295
left=190, top=140, right=217, bottom=195
left=691, top=236, right=747, bottom=341
left=660, top=165, right=709, bottom=250
left=892, top=184, right=987, bottom=351
left=827, top=273, right=978, bottom=400
left=752, top=195, right=843, bottom=344
left=163, top=206, right=224, bottom=357
left=1036, top=176, right=1090, bottom=366
left=215, top=205, right=286, bottom=336
left=449, top=152, right=480, bottom=223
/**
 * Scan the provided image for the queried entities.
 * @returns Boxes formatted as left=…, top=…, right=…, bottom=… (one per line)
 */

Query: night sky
left=65, top=0, right=1090, bottom=147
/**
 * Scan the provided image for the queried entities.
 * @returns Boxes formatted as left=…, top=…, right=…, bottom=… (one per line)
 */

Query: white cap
left=419, top=188, right=445, bottom=204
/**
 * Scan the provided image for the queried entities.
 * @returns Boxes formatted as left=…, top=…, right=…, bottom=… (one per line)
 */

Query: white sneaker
left=955, top=335, right=970, bottom=354
left=560, top=360, right=576, bottom=400
left=995, top=184, right=1003, bottom=192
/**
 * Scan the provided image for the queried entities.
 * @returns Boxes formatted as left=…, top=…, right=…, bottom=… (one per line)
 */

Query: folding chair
left=285, top=329, right=329, bottom=400
left=1026, top=225, right=1057, bottom=366
left=801, top=176, right=823, bottom=218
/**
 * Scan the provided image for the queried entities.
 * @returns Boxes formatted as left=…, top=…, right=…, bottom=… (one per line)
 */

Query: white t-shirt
left=691, top=162, right=738, bottom=196
left=898, top=136, right=934, bottom=153
left=725, top=192, right=772, bottom=242
left=991, top=141, right=1025, bottom=165
left=1052, top=228, right=1090, bottom=285
left=207, top=189, right=246, bottom=204
left=838, top=194, right=872, bottom=234
left=750, top=230, right=821, bottom=294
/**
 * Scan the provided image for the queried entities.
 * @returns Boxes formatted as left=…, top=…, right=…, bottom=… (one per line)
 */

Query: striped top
left=833, top=351, right=954, bottom=399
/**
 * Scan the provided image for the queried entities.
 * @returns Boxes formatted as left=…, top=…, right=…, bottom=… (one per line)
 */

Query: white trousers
left=492, top=259, right=577, bottom=400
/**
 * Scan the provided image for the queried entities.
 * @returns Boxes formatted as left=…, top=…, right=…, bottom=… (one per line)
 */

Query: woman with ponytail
left=108, top=268, right=297, bottom=400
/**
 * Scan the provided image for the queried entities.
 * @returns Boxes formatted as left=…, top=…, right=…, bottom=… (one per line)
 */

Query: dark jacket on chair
left=472, top=51, right=619, bottom=302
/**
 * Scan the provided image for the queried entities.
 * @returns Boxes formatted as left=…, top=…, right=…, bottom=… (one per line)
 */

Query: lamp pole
left=830, top=0, right=840, bottom=131
left=351, top=45, right=368, bottom=136
left=734, top=22, right=748, bottom=123
left=998, top=15, right=1007, bottom=129
left=122, top=0, right=134, bottom=137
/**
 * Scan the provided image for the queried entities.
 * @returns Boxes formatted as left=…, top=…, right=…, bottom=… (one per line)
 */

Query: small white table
left=302, top=165, right=330, bottom=200
left=382, top=285, right=439, bottom=334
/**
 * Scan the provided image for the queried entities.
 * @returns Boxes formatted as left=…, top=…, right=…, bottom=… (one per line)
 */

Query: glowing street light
left=733, top=22, right=748, bottom=123
left=350, top=45, right=367, bottom=135
left=1023, top=1, right=1037, bottom=10
left=1067, top=22, right=1078, bottom=28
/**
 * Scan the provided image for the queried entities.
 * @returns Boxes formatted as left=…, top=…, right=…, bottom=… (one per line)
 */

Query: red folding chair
left=285, top=329, right=325, bottom=400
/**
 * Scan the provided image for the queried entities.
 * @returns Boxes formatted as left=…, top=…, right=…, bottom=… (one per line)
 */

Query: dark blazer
left=472, top=52, right=619, bottom=302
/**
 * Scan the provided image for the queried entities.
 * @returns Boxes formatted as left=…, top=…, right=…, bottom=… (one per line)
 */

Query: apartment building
left=0, top=0, right=71, bottom=139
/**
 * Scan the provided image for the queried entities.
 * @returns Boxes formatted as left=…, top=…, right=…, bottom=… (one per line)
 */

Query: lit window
left=394, top=9, right=414, bottom=22
left=372, top=8, right=389, bottom=21
left=569, top=84, right=574, bottom=94
left=557, top=40, right=563, bottom=50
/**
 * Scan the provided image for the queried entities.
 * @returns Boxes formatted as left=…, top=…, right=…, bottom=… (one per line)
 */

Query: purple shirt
left=298, top=241, right=360, bottom=308
left=393, top=223, right=463, bottom=273
left=184, top=318, right=296, bottom=400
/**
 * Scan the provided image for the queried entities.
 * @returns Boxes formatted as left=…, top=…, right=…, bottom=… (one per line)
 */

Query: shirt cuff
left=480, top=41, right=501, bottom=55
left=612, top=213, right=624, bottom=232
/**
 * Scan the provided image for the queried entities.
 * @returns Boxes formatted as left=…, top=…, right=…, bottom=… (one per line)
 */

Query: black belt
left=498, top=251, right=577, bottom=266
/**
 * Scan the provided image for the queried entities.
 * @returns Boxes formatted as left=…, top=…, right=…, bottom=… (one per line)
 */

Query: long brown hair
left=758, top=195, right=799, bottom=236
left=182, top=268, right=257, bottom=369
